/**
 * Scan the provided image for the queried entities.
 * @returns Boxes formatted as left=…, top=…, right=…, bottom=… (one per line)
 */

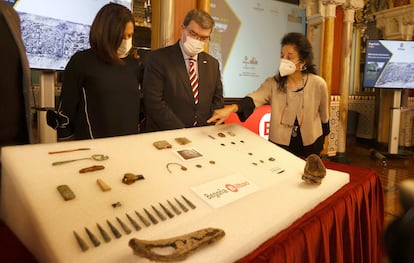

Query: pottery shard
left=129, top=227, right=225, bottom=262
left=302, top=154, right=326, bottom=185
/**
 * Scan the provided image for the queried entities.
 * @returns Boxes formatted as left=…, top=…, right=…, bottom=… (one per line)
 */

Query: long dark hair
left=275, top=32, right=317, bottom=91
left=89, top=3, right=135, bottom=64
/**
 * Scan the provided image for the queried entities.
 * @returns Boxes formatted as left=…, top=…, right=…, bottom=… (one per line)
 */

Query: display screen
left=209, top=0, right=306, bottom=98
left=363, top=40, right=414, bottom=89
left=10, top=0, right=132, bottom=70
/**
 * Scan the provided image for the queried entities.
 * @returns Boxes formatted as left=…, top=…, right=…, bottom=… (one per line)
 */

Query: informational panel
left=209, top=0, right=306, bottom=98
left=363, top=40, right=414, bottom=89
left=12, top=0, right=132, bottom=70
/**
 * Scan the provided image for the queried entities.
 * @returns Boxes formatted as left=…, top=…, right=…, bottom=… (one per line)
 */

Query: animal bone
left=129, top=227, right=225, bottom=262
left=96, top=178, right=111, bottom=191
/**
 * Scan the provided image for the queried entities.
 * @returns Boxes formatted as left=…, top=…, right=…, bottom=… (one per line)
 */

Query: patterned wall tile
left=328, top=96, right=414, bottom=155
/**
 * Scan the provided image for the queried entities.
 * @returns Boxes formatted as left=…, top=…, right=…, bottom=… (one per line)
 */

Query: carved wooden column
left=303, top=0, right=340, bottom=156
left=336, top=0, right=364, bottom=161
left=350, top=24, right=366, bottom=94
left=197, top=0, right=210, bottom=11
left=302, top=1, right=324, bottom=73
left=151, top=0, right=175, bottom=49
left=320, top=2, right=336, bottom=82
left=320, top=0, right=344, bottom=156
left=197, top=0, right=211, bottom=52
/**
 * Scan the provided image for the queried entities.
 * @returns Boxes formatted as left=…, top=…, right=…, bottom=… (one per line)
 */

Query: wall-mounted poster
left=11, top=0, right=132, bottom=70
left=363, top=40, right=414, bottom=89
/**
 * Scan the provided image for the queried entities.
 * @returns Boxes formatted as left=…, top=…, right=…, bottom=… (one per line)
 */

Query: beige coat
left=248, top=74, right=329, bottom=146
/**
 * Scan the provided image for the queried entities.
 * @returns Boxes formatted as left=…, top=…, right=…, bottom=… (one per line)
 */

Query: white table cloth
left=0, top=123, right=349, bottom=263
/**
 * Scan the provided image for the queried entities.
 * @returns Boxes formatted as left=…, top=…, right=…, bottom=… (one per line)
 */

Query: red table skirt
left=237, top=161, right=384, bottom=263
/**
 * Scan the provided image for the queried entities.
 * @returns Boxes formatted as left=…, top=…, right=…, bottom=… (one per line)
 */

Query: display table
left=1, top=123, right=351, bottom=262
left=238, top=161, right=384, bottom=263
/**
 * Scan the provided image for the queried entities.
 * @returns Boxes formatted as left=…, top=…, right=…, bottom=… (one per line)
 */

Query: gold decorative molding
left=375, top=4, right=414, bottom=39
left=321, top=0, right=347, bottom=5
left=303, top=0, right=364, bottom=17
left=345, top=0, right=365, bottom=9
left=301, top=0, right=322, bottom=16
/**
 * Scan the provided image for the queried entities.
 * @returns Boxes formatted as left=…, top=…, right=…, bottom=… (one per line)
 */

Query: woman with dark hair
left=208, top=32, right=330, bottom=158
left=56, top=3, right=142, bottom=140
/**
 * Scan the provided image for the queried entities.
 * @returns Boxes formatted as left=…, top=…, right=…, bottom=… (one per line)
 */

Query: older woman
left=208, top=32, right=330, bottom=158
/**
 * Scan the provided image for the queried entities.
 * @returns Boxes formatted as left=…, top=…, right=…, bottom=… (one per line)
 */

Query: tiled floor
left=342, top=138, right=413, bottom=228
left=340, top=138, right=414, bottom=263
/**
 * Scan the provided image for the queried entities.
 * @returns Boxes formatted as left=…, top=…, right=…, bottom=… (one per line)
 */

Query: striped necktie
left=189, top=58, right=199, bottom=104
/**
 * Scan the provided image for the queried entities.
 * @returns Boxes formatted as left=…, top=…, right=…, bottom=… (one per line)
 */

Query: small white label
left=191, top=174, right=259, bottom=208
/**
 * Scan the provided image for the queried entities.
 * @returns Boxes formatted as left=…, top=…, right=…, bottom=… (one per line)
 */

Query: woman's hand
left=207, top=104, right=238, bottom=125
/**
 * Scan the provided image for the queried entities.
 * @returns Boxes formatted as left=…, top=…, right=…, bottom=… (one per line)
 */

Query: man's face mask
left=182, top=32, right=205, bottom=57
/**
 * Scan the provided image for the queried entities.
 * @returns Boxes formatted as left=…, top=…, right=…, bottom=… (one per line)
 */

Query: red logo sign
left=225, top=184, right=238, bottom=192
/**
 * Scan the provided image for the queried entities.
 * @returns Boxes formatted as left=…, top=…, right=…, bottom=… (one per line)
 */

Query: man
left=143, top=9, right=223, bottom=132
left=0, top=1, right=35, bottom=148
left=0, top=0, right=35, bottom=194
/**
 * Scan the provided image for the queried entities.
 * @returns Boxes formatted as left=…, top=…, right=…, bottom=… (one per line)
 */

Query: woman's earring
left=300, top=64, right=307, bottom=71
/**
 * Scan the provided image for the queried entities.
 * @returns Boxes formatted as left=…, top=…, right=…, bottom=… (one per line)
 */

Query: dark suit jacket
left=0, top=2, right=34, bottom=145
left=143, top=41, right=223, bottom=132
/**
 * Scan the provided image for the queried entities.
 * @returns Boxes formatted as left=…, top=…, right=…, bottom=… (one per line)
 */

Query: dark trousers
left=272, top=119, right=324, bottom=158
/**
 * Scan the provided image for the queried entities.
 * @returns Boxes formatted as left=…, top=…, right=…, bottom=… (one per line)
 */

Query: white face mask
left=117, top=38, right=132, bottom=57
left=182, top=33, right=205, bottom=57
left=279, top=59, right=298, bottom=77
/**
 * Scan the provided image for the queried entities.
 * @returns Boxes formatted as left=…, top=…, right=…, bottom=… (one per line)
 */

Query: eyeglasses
left=186, top=28, right=210, bottom=42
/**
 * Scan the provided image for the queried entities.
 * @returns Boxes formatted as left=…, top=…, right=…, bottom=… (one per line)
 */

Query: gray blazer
left=143, top=41, right=223, bottom=131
